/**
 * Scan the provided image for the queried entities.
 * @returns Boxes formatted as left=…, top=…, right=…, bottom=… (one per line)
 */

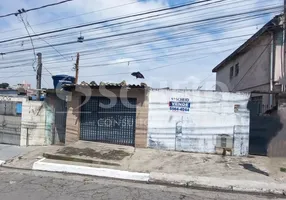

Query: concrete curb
left=31, top=159, right=286, bottom=195
left=149, top=172, right=286, bottom=195
left=32, top=158, right=149, bottom=182
left=0, top=160, right=5, bottom=166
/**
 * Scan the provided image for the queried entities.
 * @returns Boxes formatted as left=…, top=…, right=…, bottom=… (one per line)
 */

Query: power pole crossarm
left=75, top=53, right=80, bottom=84
left=36, top=53, right=42, bottom=101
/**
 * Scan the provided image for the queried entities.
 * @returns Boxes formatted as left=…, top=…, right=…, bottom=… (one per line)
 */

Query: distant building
left=0, top=89, right=19, bottom=96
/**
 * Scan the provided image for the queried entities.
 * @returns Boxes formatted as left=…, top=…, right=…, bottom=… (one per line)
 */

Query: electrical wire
left=0, top=7, right=281, bottom=56
left=1, top=0, right=279, bottom=45
left=0, top=0, right=141, bottom=35
left=0, top=0, right=74, bottom=18
left=18, top=14, right=37, bottom=71
left=0, top=48, right=233, bottom=79
left=0, top=33, right=255, bottom=70
left=0, top=0, right=282, bottom=84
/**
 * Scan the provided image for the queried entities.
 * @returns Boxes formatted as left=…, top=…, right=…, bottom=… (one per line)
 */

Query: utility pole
left=75, top=53, right=80, bottom=84
left=36, top=53, right=42, bottom=101
left=283, top=0, right=286, bottom=92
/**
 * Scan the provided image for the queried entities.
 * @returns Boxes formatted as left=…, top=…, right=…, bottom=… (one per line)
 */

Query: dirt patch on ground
left=43, top=153, right=120, bottom=166
left=56, top=147, right=130, bottom=160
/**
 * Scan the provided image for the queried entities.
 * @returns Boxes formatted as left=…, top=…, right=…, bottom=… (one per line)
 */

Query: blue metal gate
left=80, top=97, right=137, bottom=146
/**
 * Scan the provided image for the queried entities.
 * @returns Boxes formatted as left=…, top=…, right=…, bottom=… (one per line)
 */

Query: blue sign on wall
left=16, top=102, right=22, bottom=115
left=169, top=98, right=191, bottom=112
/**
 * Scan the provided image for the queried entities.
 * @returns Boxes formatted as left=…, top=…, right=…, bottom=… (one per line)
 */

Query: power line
left=18, top=14, right=37, bottom=71
left=0, top=0, right=258, bottom=44
left=0, top=0, right=273, bottom=48
left=26, top=19, right=71, bottom=64
left=0, top=1, right=140, bottom=35
left=0, top=0, right=74, bottom=18
left=0, top=0, right=279, bottom=55
left=0, top=19, right=279, bottom=71
left=0, top=33, right=254, bottom=70
left=0, top=0, right=214, bottom=37
left=0, top=7, right=281, bottom=56
left=0, top=24, right=278, bottom=71
left=0, top=48, right=232, bottom=79
left=0, top=19, right=254, bottom=64
left=0, top=8, right=271, bottom=52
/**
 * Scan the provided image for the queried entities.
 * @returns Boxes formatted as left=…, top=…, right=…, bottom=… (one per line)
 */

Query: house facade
left=63, top=82, right=149, bottom=148
left=212, top=15, right=284, bottom=112
left=63, top=82, right=251, bottom=156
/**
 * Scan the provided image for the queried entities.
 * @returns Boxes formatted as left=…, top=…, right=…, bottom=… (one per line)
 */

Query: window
left=229, top=66, right=234, bottom=79
left=250, top=96, right=263, bottom=115
left=235, top=63, right=239, bottom=76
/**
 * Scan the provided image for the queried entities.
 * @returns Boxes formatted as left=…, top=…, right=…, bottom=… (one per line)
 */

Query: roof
left=62, top=81, right=147, bottom=89
left=212, top=14, right=283, bottom=73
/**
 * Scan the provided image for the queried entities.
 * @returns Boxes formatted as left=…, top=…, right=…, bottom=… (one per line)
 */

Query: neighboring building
left=63, top=82, right=149, bottom=148
left=0, top=96, right=47, bottom=146
left=212, top=15, right=284, bottom=112
left=0, top=89, right=19, bottom=96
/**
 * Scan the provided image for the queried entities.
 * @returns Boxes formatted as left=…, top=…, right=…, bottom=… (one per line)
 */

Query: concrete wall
left=147, top=89, right=250, bottom=156
left=20, top=101, right=48, bottom=146
left=0, top=96, right=26, bottom=145
left=65, top=87, right=148, bottom=148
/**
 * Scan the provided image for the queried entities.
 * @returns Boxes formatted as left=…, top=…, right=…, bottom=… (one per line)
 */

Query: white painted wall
left=20, top=101, right=47, bottom=146
left=148, top=89, right=250, bottom=156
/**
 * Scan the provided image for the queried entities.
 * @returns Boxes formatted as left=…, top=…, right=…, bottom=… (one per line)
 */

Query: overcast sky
left=0, top=0, right=283, bottom=89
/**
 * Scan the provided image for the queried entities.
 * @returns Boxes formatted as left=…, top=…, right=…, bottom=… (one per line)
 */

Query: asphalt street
left=0, top=168, right=283, bottom=200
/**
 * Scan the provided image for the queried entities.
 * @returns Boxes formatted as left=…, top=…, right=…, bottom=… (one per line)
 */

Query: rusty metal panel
left=148, top=89, right=250, bottom=156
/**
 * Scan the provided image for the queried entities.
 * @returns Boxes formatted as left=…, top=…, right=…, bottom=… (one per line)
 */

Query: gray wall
left=0, top=99, right=23, bottom=145
left=215, top=33, right=272, bottom=106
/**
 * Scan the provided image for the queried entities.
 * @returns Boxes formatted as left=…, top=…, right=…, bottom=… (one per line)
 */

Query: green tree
left=0, top=83, right=9, bottom=89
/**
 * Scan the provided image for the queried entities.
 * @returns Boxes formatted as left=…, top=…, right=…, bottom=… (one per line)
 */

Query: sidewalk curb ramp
left=32, top=158, right=149, bottom=182
left=32, top=158, right=286, bottom=195
left=0, top=160, right=5, bottom=166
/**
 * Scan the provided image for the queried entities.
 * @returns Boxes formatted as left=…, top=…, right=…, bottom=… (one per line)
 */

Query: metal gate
left=80, top=97, right=137, bottom=146
left=54, top=99, right=67, bottom=144
left=45, top=93, right=67, bottom=144
left=248, top=101, right=282, bottom=156
left=0, top=101, right=21, bottom=145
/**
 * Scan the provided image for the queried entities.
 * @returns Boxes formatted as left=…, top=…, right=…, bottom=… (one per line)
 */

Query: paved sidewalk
left=0, top=144, right=43, bottom=164
left=2, top=141, right=286, bottom=194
